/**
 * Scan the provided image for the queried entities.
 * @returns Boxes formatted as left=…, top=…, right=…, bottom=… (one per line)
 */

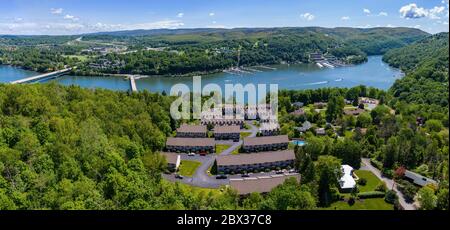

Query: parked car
left=187, top=152, right=196, bottom=156
left=216, top=174, right=228, bottom=179
left=175, top=174, right=184, bottom=179
left=275, top=170, right=284, bottom=175
left=241, top=174, right=250, bottom=178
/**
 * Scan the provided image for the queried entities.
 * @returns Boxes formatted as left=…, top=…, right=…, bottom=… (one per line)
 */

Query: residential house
left=216, top=150, right=295, bottom=174
left=242, top=135, right=289, bottom=152
left=339, top=165, right=356, bottom=193
left=165, top=137, right=215, bottom=154
left=176, top=124, right=207, bottom=138
left=214, top=125, right=241, bottom=142
left=229, top=173, right=301, bottom=195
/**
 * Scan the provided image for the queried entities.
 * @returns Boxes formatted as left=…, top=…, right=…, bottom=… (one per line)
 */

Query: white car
left=187, top=152, right=196, bottom=156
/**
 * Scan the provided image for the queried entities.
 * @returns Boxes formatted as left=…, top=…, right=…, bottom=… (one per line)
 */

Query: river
left=1, top=56, right=403, bottom=92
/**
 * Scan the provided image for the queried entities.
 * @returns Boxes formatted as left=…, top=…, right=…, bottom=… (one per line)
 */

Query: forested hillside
left=1, top=27, right=428, bottom=75
left=384, top=32, right=449, bottom=106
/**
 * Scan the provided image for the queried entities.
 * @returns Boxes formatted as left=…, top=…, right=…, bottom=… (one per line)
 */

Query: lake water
left=1, top=56, right=403, bottom=92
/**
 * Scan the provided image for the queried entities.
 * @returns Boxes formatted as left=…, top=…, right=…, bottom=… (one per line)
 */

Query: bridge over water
left=10, top=67, right=73, bottom=84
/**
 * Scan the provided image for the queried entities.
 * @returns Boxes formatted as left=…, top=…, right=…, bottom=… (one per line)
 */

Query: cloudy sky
left=0, top=0, right=448, bottom=35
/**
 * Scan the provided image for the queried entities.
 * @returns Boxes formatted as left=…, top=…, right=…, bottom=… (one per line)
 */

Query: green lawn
left=324, top=198, right=393, bottom=210
left=63, top=55, right=89, bottom=62
left=354, top=170, right=382, bottom=192
left=178, top=160, right=201, bottom=177
left=240, top=132, right=252, bottom=139
left=216, top=144, right=239, bottom=155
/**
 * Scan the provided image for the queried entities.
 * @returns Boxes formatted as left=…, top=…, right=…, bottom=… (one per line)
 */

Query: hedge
left=357, top=191, right=386, bottom=199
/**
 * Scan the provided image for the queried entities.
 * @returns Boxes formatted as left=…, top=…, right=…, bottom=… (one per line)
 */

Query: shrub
left=358, top=178, right=367, bottom=186
left=381, top=169, right=394, bottom=179
left=370, top=159, right=383, bottom=170
left=397, top=180, right=418, bottom=203
left=385, top=190, right=398, bottom=204
left=348, top=197, right=356, bottom=206
left=375, top=182, right=388, bottom=192
left=357, top=191, right=385, bottom=199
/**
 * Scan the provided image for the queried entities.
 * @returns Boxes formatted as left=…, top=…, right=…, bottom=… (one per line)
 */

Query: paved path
left=361, top=158, right=416, bottom=210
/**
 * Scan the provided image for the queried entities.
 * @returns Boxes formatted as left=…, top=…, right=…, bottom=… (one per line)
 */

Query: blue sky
left=0, top=0, right=448, bottom=35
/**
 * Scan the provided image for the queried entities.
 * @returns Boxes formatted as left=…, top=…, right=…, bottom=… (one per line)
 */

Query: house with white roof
left=404, top=170, right=438, bottom=187
left=339, top=165, right=356, bottom=193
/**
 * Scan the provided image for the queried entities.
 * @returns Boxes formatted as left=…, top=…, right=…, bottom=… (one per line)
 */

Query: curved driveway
left=361, top=158, right=416, bottom=210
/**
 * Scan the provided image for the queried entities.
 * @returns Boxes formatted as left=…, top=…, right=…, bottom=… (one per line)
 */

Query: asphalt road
left=360, top=158, right=416, bottom=210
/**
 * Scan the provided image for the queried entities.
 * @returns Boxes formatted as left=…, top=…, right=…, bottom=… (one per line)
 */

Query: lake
left=1, top=56, right=403, bottom=92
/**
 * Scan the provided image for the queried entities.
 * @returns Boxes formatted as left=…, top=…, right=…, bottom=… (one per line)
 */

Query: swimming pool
left=291, top=140, right=306, bottom=146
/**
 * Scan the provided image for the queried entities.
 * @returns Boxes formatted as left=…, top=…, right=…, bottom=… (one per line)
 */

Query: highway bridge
left=10, top=67, right=73, bottom=84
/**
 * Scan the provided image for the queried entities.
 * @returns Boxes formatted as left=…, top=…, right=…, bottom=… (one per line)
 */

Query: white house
left=404, top=170, right=438, bottom=187
left=339, top=165, right=356, bottom=192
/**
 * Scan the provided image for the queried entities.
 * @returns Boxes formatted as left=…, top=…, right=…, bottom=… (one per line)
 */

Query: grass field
left=216, top=144, right=239, bottom=155
left=354, top=170, right=382, bottom=192
left=63, top=55, right=89, bottom=62
left=240, top=132, right=252, bottom=139
left=324, top=198, right=393, bottom=210
left=178, top=160, right=201, bottom=177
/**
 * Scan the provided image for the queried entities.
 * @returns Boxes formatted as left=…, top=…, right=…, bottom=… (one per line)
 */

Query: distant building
left=296, top=121, right=312, bottom=132
left=404, top=170, right=438, bottom=187
left=176, top=124, right=207, bottom=138
left=201, top=118, right=245, bottom=128
left=214, top=125, right=241, bottom=142
left=339, top=165, right=356, bottom=193
left=290, top=108, right=305, bottom=116
left=259, top=122, right=280, bottom=136
left=315, top=128, right=326, bottom=136
left=216, top=150, right=295, bottom=174
left=229, top=173, right=301, bottom=195
left=166, top=137, right=215, bottom=154
left=314, top=102, right=327, bottom=109
left=292, top=102, right=304, bottom=108
left=343, top=108, right=365, bottom=116
left=160, top=152, right=181, bottom=172
left=242, top=135, right=289, bottom=152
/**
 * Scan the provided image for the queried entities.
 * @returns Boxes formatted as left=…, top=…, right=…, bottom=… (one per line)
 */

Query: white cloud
left=177, top=13, right=184, bottom=18
left=378, top=12, right=388, bottom=16
left=399, top=3, right=447, bottom=19
left=341, top=16, right=350, bottom=20
left=51, top=8, right=63, bottom=15
left=429, top=6, right=445, bottom=19
left=212, top=21, right=217, bottom=24
left=386, top=24, right=394, bottom=27
left=300, top=12, right=315, bottom=21
left=0, top=19, right=185, bottom=35
left=64, top=14, right=79, bottom=21
left=209, top=12, right=215, bottom=16
left=414, top=24, right=421, bottom=28
left=363, top=8, right=371, bottom=14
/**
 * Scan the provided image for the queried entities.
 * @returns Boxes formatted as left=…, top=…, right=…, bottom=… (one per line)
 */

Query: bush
left=381, top=169, right=394, bottom=179
left=370, top=159, right=383, bottom=170
left=357, top=178, right=367, bottom=186
left=397, top=180, right=418, bottom=203
left=348, top=197, right=356, bottom=206
left=385, top=190, right=398, bottom=204
left=357, top=191, right=385, bottom=199
left=375, top=182, right=388, bottom=192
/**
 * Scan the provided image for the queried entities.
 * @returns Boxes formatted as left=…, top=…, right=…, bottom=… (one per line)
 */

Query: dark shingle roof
left=166, top=137, right=215, bottom=147
left=216, top=150, right=295, bottom=166
left=243, top=135, right=289, bottom=146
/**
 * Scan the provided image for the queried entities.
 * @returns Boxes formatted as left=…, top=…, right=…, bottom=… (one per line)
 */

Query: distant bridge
left=129, top=76, right=138, bottom=92
left=10, top=67, right=73, bottom=84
